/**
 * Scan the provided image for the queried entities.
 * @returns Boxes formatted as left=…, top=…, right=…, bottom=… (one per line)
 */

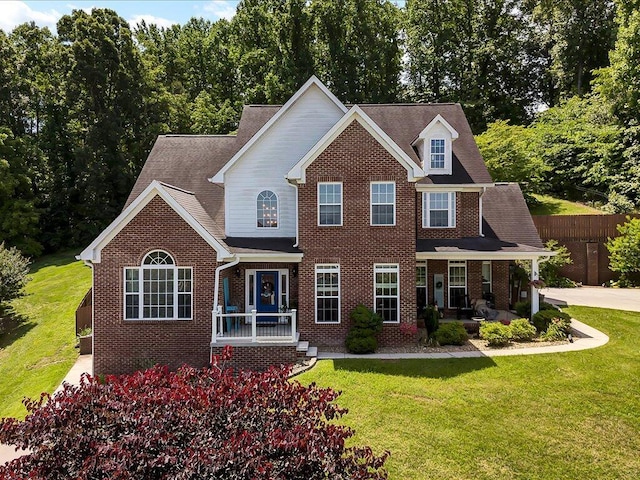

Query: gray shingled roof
left=224, top=237, right=301, bottom=254
left=126, top=103, right=539, bottom=256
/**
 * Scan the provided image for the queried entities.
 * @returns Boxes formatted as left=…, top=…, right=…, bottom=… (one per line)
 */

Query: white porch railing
left=211, top=306, right=297, bottom=344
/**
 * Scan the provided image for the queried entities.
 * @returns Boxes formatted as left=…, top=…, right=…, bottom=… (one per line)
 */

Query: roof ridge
left=161, top=134, right=236, bottom=138
left=157, top=181, right=195, bottom=196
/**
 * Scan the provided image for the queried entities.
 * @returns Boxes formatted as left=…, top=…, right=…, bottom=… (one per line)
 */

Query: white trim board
left=78, top=180, right=231, bottom=263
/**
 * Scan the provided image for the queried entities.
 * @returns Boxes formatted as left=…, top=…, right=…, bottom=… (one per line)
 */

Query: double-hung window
left=371, top=182, right=395, bottom=225
left=124, top=250, right=192, bottom=320
left=374, top=264, right=399, bottom=323
left=318, top=182, right=342, bottom=226
left=448, top=260, right=467, bottom=309
left=482, top=261, right=492, bottom=294
left=315, top=265, right=340, bottom=323
left=416, top=262, right=427, bottom=315
left=430, top=139, right=446, bottom=169
left=424, top=192, right=456, bottom=228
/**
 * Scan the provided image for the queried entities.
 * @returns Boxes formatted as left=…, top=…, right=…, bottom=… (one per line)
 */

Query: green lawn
left=299, top=306, right=640, bottom=480
left=0, top=252, right=91, bottom=419
left=529, top=194, right=604, bottom=215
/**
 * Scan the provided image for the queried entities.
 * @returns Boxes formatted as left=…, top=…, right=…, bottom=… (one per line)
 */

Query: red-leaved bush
left=0, top=346, right=388, bottom=479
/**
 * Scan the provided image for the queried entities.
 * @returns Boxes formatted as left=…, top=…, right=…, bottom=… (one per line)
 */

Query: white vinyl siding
left=124, top=251, right=192, bottom=320
left=424, top=192, right=456, bottom=228
left=318, top=182, right=342, bottom=226
left=225, top=85, right=344, bottom=237
left=374, top=264, right=400, bottom=323
left=315, top=264, right=340, bottom=323
left=371, top=182, right=396, bottom=226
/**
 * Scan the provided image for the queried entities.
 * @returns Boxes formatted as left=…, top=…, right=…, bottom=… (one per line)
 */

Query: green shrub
left=422, top=305, right=440, bottom=336
left=345, top=304, right=383, bottom=354
left=345, top=334, right=378, bottom=354
left=480, top=322, right=512, bottom=347
left=515, top=300, right=557, bottom=319
left=532, top=309, right=571, bottom=333
left=541, top=320, right=567, bottom=341
left=509, top=318, right=537, bottom=342
left=0, top=243, right=30, bottom=315
left=434, top=322, right=468, bottom=346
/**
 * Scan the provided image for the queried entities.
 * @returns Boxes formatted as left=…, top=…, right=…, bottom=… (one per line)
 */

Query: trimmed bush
left=422, top=305, right=440, bottom=336
left=480, top=322, right=511, bottom=347
left=514, top=300, right=556, bottom=319
left=345, top=304, right=383, bottom=354
left=434, top=322, right=468, bottom=346
left=509, top=318, right=537, bottom=342
left=0, top=346, right=389, bottom=479
left=532, top=309, right=571, bottom=333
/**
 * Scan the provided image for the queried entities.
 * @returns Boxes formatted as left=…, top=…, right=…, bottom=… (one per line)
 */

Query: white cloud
left=202, top=1, right=236, bottom=20
left=66, top=3, right=94, bottom=15
left=128, top=14, right=177, bottom=30
left=0, top=1, right=61, bottom=32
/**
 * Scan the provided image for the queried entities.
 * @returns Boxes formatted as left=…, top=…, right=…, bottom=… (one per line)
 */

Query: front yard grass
left=299, top=306, right=640, bottom=480
left=0, top=252, right=91, bottom=419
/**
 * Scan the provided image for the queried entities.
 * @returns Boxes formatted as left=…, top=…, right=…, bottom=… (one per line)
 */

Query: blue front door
left=256, top=271, right=278, bottom=322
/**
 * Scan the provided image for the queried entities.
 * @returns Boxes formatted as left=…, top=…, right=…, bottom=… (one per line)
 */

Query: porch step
left=296, top=341, right=309, bottom=352
left=306, top=346, right=317, bottom=358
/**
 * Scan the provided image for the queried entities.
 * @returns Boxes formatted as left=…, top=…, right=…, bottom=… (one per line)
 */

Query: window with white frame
left=315, top=265, right=340, bottom=323
left=374, top=264, right=399, bottom=323
left=424, top=192, right=456, bottom=228
left=124, top=251, right=192, bottom=320
left=416, top=262, right=427, bottom=315
left=482, top=261, right=492, bottom=294
left=448, top=260, right=467, bottom=309
left=430, top=138, right=446, bottom=169
left=318, top=182, right=342, bottom=226
left=371, top=182, right=395, bottom=225
left=257, top=190, right=278, bottom=228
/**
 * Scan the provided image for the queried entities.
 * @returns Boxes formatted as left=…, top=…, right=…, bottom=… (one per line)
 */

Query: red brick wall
left=417, top=191, right=479, bottom=239
left=296, top=120, right=416, bottom=347
left=93, top=196, right=217, bottom=375
left=210, top=345, right=299, bottom=371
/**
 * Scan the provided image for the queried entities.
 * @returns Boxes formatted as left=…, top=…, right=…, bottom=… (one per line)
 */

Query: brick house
left=79, top=77, right=550, bottom=374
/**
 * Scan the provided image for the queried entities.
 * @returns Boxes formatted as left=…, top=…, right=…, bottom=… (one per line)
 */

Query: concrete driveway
left=543, top=286, right=640, bottom=312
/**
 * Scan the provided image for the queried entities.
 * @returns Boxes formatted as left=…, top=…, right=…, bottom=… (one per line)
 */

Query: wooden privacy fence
left=532, top=214, right=640, bottom=285
left=75, top=288, right=92, bottom=335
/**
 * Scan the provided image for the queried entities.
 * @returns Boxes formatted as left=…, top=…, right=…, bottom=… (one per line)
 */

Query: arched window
left=257, top=190, right=278, bottom=228
left=124, top=250, right=192, bottom=320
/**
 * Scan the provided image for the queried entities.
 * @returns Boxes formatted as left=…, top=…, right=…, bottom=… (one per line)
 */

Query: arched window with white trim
left=124, top=250, right=192, bottom=320
left=257, top=190, right=278, bottom=228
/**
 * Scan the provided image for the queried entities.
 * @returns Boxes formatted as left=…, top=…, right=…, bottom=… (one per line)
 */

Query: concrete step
left=306, top=346, right=317, bottom=358
left=296, top=341, right=309, bottom=352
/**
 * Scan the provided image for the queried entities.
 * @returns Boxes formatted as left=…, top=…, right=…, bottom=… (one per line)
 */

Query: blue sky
left=0, top=1, right=241, bottom=32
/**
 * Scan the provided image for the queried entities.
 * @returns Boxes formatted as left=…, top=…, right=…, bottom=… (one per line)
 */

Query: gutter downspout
left=213, top=257, right=240, bottom=311
left=286, top=179, right=299, bottom=247
left=479, top=187, right=486, bottom=237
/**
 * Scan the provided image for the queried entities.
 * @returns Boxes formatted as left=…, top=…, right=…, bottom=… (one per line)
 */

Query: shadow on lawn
left=0, top=309, right=35, bottom=350
left=332, top=356, right=497, bottom=379
left=29, top=251, right=79, bottom=273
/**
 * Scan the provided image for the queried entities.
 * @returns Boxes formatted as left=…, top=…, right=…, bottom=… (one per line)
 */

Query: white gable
left=219, top=79, right=347, bottom=237
left=413, top=114, right=459, bottom=176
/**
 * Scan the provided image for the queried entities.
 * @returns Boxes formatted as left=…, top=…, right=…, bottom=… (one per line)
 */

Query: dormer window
left=412, top=114, right=458, bottom=176
left=430, top=139, right=446, bottom=169
left=257, top=190, right=278, bottom=228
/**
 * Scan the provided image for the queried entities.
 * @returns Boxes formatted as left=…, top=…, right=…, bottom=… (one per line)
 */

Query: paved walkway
left=543, top=286, right=640, bottom=312
left=0, top=355, right=93, bottom=466
left=318, top=319, right=608, bottom=359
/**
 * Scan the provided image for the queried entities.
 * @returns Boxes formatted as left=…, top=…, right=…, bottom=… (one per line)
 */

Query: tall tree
left=56, top=8, right=158, bottom=244
left=310, top=0, right=402, bottom=104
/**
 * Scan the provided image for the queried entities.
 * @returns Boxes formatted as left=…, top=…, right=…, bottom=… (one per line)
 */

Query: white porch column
left=531, top=258, right=540, bottom=316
